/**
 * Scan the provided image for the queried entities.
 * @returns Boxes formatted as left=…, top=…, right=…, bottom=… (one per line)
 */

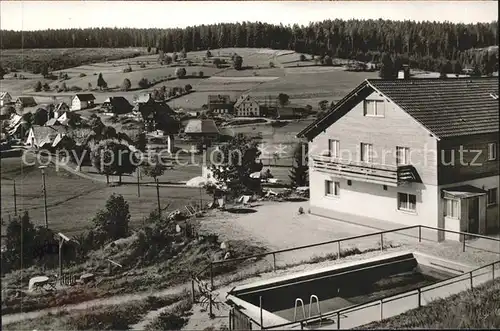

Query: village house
left=184, top=119, right=220, bottom=142
left=208, top=94, right=233, bottom=114
left=71, top=94, right=96, bottom=110
left=0, top=92, right=13, bottom=107
left=25, top=125, right=70, bottom=149
left=298, top=77, right=499, bottom=242
left=15, top=96, right=37, bottom=110
left=102, top=96, right=133, bottom=114
left=53, top=102, right=70, bottom=119
left=234, top=94, right=260, bottom=117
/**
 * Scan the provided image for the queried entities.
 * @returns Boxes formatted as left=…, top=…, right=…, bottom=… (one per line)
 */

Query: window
left=363, top=100, right=385, bottom=117
left=487, top=188, right=498, bottom=205
left=398, top=192, right=416, bottom=212
left=360, top=143, right=373, bottom=162
left=445, top=198, right=459, bottom=218
left=396, top=146, right=410, bottom=165
left=328, top=139, right=340, bottom=158
left=347, top=180, right=352, bottom=186
left=488, top=143, right=497, bottom=161
left=325, top=180, right=340, bottom=197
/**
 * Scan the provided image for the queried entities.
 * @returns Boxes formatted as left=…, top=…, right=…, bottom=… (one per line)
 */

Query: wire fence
left=189, top=224, right=500, bottom=330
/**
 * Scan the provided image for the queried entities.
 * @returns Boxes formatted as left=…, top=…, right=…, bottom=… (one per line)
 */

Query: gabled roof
left=16, top=96, right=37, bottom=106
left=54, top=102, right=69, bottom=112
left=0, top=92, right=12, bottom=100
left=234, top=94, right=257, bottom=108
left=74, top=94, right=96, bottom=102
left=184, top=119, right=219, bottom=135
left=136, top=93, right=153, bottom=104
left=29, top=125, right=67, bottom=146
left=45, top=118, right=63, bottom=126
left=103, top=96, right=133, bottom=113
left=298, top=77, right=499, bottom=140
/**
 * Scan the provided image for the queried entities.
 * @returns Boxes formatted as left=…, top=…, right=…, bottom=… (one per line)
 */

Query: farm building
left=0, top=92, right=13, bottom=107
left=298, top=77, right=499, bottom=242
left=276, top=104, right=307, bottom=119
left=234, top=94, right=260, bottom=117
left=208, top=94, right=233, bottom=114
left=25, top=125, right=69, bottom=149
left=53, top=102, right=70, bottom=118
left=137, top=101, right=178, bottom=134
left=102, top=96, right=133, bottom=114
left=15, top=96, right=37, bottom=109
left=71, top=94, right=95, bottom=110
left=184, top=119, right=220, bottom=141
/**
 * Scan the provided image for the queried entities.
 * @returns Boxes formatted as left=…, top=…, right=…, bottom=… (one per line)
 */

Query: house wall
left=236, top=99, right=260, bottom=117
left=71, top=98, right=81, bottom=111
left=308, top=90, right=441, bottom=235
left=438, top=133, right=500, bottom=185
left=309, top=172, right=440, bottom=229
left=309, top=90, right=439, bottom=185
left=439, top=175, right=499, bottom=234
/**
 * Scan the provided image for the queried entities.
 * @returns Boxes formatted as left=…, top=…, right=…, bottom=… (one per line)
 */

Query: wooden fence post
left=493, top=263, right=496, bottom=280
left=337, top=311, right=340, bottom=330
left=418, top=226, right=422, bottom=242
left=417, top=288, right=422, bottom=307
left=462, top=234, right=466, bottom=252
left=380, top=233, right=384, bottom=251
left=337, top=241, right=341, bottom=260
left=273, top=253, right=276, bottom=272
left=191, top=279, right=195, bottom=302
left=379, top=299, right=383, bottom=320
left=470, top=271, right=473, bottom=289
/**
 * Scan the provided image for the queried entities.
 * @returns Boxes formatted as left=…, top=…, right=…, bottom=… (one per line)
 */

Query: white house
left=297, top=77, right=499, bottom=242
left=71, top=94, right=96, bottom=110
left=0, top=92, right=13, bottom=107
left=234, top=94, right=260, bottom=117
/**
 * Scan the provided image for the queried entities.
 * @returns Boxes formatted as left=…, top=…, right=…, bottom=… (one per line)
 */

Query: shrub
left=140, top=63, right=146, bottom=68
left=79, top=73, right=87, bottom=77
left=70, top=86, right=82, bottom=92
left=138, top=78, right=150, bottom=89
left=42, top=82, right=51, bottom=91
left=198, top=71, right=204, bottom=77
left=184, top=84, right=192, bottom=93
left=123, top=66, right=132, bottom=73
left=299, top=54, right=306, bottom=61
left=269, top=61, right=275, bottom=68
left=175, top=67, right=187, bottom=78
left=122, top=78, right=132, bottom=91
left=34, top=81, right=42, bottom=92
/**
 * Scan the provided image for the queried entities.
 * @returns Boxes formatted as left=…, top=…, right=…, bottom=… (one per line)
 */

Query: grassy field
left=0, top=156, right=212, bottom=237
left=1, top=47, right=380, bottom=111
left=359, top=278, right=500, bottom=329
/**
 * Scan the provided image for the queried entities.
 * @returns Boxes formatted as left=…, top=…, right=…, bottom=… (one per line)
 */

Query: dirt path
left=1, top=283, right=188, bottom=326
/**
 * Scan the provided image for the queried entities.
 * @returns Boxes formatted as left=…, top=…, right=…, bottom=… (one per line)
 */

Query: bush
left=184, top=84, right=192, bottom=93
left=299, top=54, right=307, bottom=61
left=140, top=63, right=146, bottom=68
left=138, top=77, right=150, bottom=89
left=269, top=61, right=275, bottom=68
left=79, top=73, right=87, bottom=77
left=70, top=85, right=82, bottom=92
left=198, top=71, right=204, bottom=77
left=175, top=67, right=187, bottom=78
left=34, top=81, right=42, bottom=92
left=123, top=66, right=132, bottom=73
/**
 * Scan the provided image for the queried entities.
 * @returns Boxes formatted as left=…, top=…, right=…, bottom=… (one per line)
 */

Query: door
left=468, top=197, right=479, bottom=234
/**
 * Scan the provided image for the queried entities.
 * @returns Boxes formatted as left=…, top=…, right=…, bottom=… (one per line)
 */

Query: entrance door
left=468, top=197, right=479, bottom=234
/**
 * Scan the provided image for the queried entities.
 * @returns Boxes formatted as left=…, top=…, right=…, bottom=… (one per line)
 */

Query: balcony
left=311, top=155, right=421, bottom=187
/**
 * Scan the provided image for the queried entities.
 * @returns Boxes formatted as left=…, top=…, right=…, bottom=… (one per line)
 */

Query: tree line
left=1, top=19, right=498, bottom=71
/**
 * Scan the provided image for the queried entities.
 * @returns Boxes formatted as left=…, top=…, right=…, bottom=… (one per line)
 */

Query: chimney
left=398, top=65, right=411, bottom=79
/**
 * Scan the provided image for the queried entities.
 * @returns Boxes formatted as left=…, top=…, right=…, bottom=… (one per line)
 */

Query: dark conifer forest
left=1, top=19, right=498, bottom=72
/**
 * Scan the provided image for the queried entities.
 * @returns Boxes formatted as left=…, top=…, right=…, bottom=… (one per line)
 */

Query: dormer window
left=363, top=100, right=385, bottom=117
left=490, top=93, right=499, bottom=100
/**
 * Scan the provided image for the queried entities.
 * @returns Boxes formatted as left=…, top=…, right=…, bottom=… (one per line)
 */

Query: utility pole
left=57, top=232, right=70, bottom=282
left=136, top=167, right=141, bottom=197
left=13, top=179, right=17, bottom=216
left=156, top=177, right=161, bottom=218
left=40, top=166, right=48, bottom=228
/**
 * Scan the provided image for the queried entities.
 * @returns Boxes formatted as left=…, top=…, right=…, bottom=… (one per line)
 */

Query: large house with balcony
left=297, top=77, right=499, bottom=241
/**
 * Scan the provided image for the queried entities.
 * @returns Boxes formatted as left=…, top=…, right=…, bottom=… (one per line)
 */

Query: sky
left=0, top=1, right=497, bottom=31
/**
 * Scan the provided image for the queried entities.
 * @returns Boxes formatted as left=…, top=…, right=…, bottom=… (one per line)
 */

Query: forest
left=0, top=19, right=498, bottom=72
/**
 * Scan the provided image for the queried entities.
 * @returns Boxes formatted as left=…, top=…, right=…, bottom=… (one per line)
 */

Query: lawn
left=0, top=156, right=212, bottom=237
left=359, top=278, right=500, bottom=329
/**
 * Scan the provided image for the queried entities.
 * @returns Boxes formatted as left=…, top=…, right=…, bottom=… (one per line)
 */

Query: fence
left=189, top=224, right=500, bottom=328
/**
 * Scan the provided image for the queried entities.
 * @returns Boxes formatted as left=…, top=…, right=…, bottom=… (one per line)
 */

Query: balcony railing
left=311, top=155, right=420, bottom=186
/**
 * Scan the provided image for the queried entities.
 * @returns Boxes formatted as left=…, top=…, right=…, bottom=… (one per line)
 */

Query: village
left=1, top=2, right=500, bottom=331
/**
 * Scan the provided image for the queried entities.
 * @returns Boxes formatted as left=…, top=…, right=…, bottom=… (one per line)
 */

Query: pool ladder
left=293, top=295, right=322, bottom=327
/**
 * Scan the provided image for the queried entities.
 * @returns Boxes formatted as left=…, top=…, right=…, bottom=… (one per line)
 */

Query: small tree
left=92, top=193, right=130, bottom=243
left=142, top=153, right=168, bottom=180
left=213, top=58, right=222, bottom=68
left=4, top=211, right=36, bottom=270
left=40, top=63, right=49, bottom=78
left=233, top=55, right=243, bottom=70
left=289, top=142, right=309, bottom=188
left=318, top=100, right=329, bottom=111
left=42, top=82, right=51, bottom=91
left=278, top=93, right=290, bottom=108
left=439, top=63, right=448, bottom=79
left=172, top=52, right=178, bottom=62
left=206, top=50, right=212, bottom=58
left=34, top=81, right=43, bottom=92
left=88, top=82, right=93, bottom=91
left=97, top=73, right=107, bottom=90
left=138, top=77, right=150, bottom=89
left=175, top=67, right=187, bottom=78
left=91, top=139, right=137, bottom=184
left=147, top=46, right=152, bottom=53
left=158, top=50, right=165, bottom=63
left=269, top=61, right=275, bottom=68
left=198, top=71, right=204, bottom=77
left=299, top=54, right=307, bottom=61
left=134, top=131, right=147, bottom=152
left=0, top=65, right=5, bottom=79
left=122, top=78, right=132, bottom=91
left=180, top=48, right=187, bottom=59
left=164, top=55, right=173, bottom=65
left=379, top=53, right=395, bottom=79
left=184, top=84, right=192, bottom=93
